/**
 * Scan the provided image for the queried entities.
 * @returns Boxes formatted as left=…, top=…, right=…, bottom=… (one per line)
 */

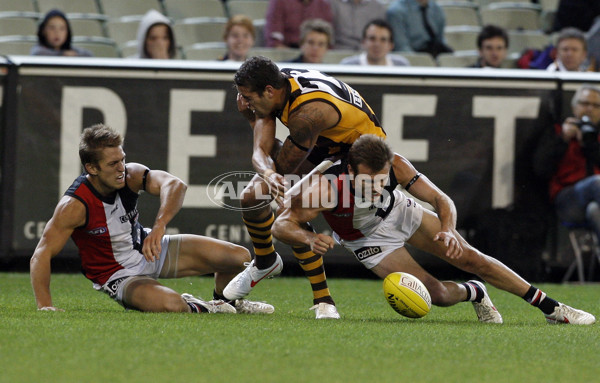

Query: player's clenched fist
left=310, top=233, right=335, bottom=255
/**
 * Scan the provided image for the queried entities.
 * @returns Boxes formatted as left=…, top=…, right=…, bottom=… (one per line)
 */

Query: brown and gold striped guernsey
left=279, top=68, right=386, bottom=162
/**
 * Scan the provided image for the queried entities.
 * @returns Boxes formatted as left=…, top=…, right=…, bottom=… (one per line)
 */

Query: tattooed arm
left=276, top=101, right=339, bottom=174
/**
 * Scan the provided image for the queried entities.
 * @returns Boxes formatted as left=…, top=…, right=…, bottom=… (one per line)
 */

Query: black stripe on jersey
left=282, top=67, right=351, bottom=104
left=300, top=76, right=351, bottom=101
left=375, top=167, right=398, bottom=220
left=69, top=194, right=89, bottom=229
left=323, top=160, right=345, bottom=214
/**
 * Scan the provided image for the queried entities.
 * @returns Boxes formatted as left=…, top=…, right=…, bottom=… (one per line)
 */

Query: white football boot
left=310, top=302, right=340, bottom=319
left=223, top=254, right=283, bottom=300
left=234, top=299, right=275, bottom=314
left=545, top=303, right=596, bottom=325
left=181, top=293, right=236, bottom=314
left=468, top=280, right=503, bottom=324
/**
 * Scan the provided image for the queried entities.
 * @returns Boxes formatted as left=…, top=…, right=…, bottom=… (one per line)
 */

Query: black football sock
left=461, top=281, right=484, bottom=303
left=522, top=286, right=559, bottom=315
left=186, top=301, right=208, bottom=313
left=213, top=289, right=233, bottom=305
left=243, top=214, right=277, bottom=269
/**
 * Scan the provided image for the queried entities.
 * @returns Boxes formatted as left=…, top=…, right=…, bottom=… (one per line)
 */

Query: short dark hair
left=556, top=27, right=587, bottom=51
left=79, top=124, right=123, bottom=167
left=477, top=25, right=509, bottom=49
left=362, top=18, right=394, bottom=44
left=234, top=56, right=288, bottom=94
left=348, top=135, right=393, bottom=173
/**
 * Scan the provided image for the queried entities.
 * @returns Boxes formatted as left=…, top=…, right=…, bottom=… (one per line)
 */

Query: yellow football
left=383, top=272, right=432, bottom=318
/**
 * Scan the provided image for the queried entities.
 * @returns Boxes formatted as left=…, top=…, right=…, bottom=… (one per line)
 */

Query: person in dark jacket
left=468, top=25, right=508, bottom=69
left=30, top=9, right=93, bottom=57
left=534, top=84, right=600, bottom=240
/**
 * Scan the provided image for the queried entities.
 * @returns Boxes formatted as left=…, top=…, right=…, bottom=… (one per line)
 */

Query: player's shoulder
left=124, top=162, right=150, bottom=192
left=125, top=162, right=149, bottom=175
left=53, top=195, right=87, bottom=228
left=391, top=153, right=418, bottom=183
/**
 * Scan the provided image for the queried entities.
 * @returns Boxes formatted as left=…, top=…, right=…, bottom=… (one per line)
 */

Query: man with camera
left=534, top=84, right=600, bottom=242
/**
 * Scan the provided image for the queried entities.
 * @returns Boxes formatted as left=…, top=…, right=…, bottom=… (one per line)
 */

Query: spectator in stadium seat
left=136, top=9, right=176, bottom=59
left=547, top=28, right=593, bottom=72
left=30, top=124, right=274, bottom=315
left=288, top=19, right=333, bottom=64
left=534, top=84, right=600, bottom=258
left=386, top=0, right=452, bottom=57
left=469, top=25, right=509, bottom=69
left=30, top=9, right=93, bottom=57
left=329, top=0, right=387, bottom=50
left=340, top=19, right=409, bottom=66
left=220, top=15, right=255, bottom=62
left=264, top=0, right=333, bottom=48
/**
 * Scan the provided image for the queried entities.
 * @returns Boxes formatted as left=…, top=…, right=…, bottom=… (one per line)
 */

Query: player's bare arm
left=274, top=175, right=335, bottom=255
left=392, top=154, right=462, bottom=258
left=276, top=102, right=340, bottom=174
left=30, top=196, right=86, bottom=311
left=251, top=117, right=287, bottom=203
left=127, top=163, right=187, bottom=262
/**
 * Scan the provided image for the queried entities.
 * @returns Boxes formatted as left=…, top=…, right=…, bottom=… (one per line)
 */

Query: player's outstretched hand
left=310, top=233, right=335, bottom=255
left=433, top=231, right=463, bottom=259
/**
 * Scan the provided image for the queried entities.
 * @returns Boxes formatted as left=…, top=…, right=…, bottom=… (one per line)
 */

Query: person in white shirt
left=340, top=19, right=409, bottom=66
left=547, top=28, right=592, bottom=72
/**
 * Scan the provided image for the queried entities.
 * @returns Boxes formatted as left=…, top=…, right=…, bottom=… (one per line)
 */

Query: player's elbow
left=170, top=178, right=187, bottom=195
left=289, top=129, right=313, bottom=151
left=178, top=178, right=188, bottom=192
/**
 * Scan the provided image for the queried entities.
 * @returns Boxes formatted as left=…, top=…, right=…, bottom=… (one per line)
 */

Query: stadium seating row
left=0, top=0, right=559, bottom=64
left=441, top=0, right=559, bottom=32
left=0, top=36, right=515, bottom=69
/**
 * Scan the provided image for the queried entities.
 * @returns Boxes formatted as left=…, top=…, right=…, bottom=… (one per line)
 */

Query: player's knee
left=240, top=185, right=256, bottom=207
left=271, top=217, right=284, bottom=240
left=240, top=180, right=270, bottom=209
left=232, top=243, right=251, bottom=263
left=221, top=242, right=251, bottom=267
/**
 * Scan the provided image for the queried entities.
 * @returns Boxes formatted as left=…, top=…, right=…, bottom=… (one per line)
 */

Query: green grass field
left=1, top=273, right=599, bottom=383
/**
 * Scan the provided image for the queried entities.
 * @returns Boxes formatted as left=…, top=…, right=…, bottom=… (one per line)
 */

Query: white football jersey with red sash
left=321, top=161, right=424, bottom=269
left=65, top=173, right=146, bottom=287
left=321, top=160, right=399, bottom=240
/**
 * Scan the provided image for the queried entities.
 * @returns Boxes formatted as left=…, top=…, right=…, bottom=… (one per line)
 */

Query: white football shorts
left=99, top=234, right=180, bottom=307
left=334, top=193, right=424, bottom=269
